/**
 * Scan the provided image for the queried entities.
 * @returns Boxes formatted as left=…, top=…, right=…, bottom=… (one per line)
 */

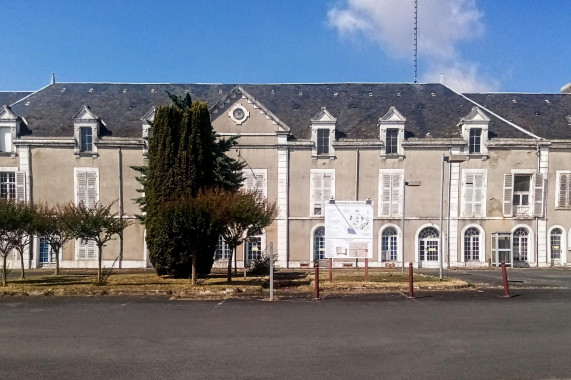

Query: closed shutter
left=311, top=171, right=334, bottom=216
left=463, top=172, right=474, bottom=217
left=473, top=173, right=485, bottom=216
left=380, top=173, right=391, bottom=216
left=254, top=171, right=266, bottom=199
left=76, top=170, right=98, bottom=207
left=559, top=173, right=571, bottom=207
left=503, top=173, right=514, bottom=217
left=243, top=170, right=267, bottom=199
left=533, top=173, right=545, bottom=217
left=15, top=172, right=25, bottom=201
left=78, top=239, right=97, bottom=260
left=390, top=173, right=402, bottom=216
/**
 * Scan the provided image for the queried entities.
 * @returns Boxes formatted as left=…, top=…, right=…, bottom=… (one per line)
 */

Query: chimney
left=561, top=82, right=571, bottom=94
left=51, top=73, right=55, bottom=85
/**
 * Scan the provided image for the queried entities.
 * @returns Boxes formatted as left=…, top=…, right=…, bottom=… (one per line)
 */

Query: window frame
left=242, top=168, right=267, bottom=199
left=313, top=226, right=325, bottom=261
left=385, top=128, right=399, bottom=155
left=215, top=235, right=231, bottom=260
left=468, top=128, right=482, bottom=154
left=556, top=171, right=571, bottom=209
left=378, top=169, right=404, bottom=217
left=316, top=128, right=330, bottom=155
left=461, top=169, right=487, bottom=217
left=79, top=126, right=93, bottom=152
left=381, top=226, right=399, bottom=261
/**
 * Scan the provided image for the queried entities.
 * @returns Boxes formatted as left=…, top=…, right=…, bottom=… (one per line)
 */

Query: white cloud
left=327, top=0, right=497, bottom=92
left=422, top=62, right=499, bottom=93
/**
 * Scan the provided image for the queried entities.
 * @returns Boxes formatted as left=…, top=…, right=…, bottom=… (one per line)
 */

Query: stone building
left=1, top=82, right=570, bottom=269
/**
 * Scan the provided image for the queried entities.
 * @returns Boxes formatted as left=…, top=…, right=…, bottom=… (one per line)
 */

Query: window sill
left=75, top=152, right=99, bottom=158
left=380, top=154, right=405, bottom=160
left=312, top=154, right=335, bottom=160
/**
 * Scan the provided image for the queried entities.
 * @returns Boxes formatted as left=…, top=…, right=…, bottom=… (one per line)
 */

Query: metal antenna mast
left=413, top=0, right=418, bottom=83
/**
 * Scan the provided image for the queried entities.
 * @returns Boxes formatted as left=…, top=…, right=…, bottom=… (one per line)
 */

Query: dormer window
left=379, top=107, right=406, bottom=158
left=0, top=127, right=11, bottom=153
left=310, top=107, right=336, bottom=158
left=386, top=129, right=399, bottom=154
left=316, top=129, right=330, bottom=155
left=460, top=107, right=489, bottom=156
left=73, top=105, right=100, bottom=157
left=80, top=127, right=93, bottom=152
left=469, top=128, right=482, bottom=154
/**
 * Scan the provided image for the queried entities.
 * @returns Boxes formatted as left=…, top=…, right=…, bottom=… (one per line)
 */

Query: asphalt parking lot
left=419, top=267, right=571, bottom=289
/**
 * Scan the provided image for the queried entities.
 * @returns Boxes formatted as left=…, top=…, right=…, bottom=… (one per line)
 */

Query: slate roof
left=7, top=82, right=561, bottom=140
left=464, top=93, right=571, bottom=140
left=0, top=91, right=32, bottom=107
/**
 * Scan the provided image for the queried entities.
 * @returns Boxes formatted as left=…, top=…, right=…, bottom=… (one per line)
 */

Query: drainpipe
left=535, top=142, right=540, bottom=267
left=355, top=148, right=360, bottom=201
left=118, top=147, right=124, bottom=269
left=286, top=147, right=290, bottom=268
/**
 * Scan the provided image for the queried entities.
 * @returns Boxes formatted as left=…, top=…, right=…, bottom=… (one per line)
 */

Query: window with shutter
left=556, top=172, right=571, bottom=208
left=503, top=173, right=514, bottom=217
left=242, top=169, right=267, bottom=199
left=77, top=239, right=97, bottom=261
left=378, top=170, right=403, bottom=217
left=533, top=173, right=545, bottom=217
left=75, top=168, right=99, bottom=208
left=310, top=170, right=335, bottom=216
left=0, top=128, right=11, bottom=153
left=462, top=170, right=486, bottom=217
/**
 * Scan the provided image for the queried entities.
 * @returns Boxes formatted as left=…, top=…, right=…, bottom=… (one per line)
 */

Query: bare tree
left=61, top=201, right=132, bottom=285
left=220, top=190, right=277, bottom=282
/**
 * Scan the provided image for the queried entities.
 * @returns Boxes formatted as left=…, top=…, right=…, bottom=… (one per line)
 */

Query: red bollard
left=315, top=260, right=320, bottom=299
left=329, top=258, right=333, bottom=283
left=408, top=262, right=414, bottom=299
left=364, top=258, right=369, bottom=282
left=501, top=261, right=510, bottom=298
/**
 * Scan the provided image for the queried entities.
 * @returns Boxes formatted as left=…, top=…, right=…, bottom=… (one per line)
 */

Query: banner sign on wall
left=324, top=200, right=373, bottom=259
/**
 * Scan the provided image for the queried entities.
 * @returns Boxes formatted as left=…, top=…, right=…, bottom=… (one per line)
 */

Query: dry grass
left=0, top=268, right=468, bottom=298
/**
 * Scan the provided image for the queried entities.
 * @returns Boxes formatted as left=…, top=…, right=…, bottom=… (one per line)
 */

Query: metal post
left=314, top=260, right=320, bottom=300
left=269, top=242, right=274, bottom=301
left=329, top=258, right=333, bottom=282
left=408, top=262, right=414, bottom=299
left=501, top=261, right=510, bottom=298
left=364, top=258, right=369, bottom=282
left=439, top=155, right=446, bottom=280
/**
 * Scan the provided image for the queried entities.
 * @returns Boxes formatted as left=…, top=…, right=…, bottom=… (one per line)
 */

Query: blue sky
left=2, top=0, right=569, bottom=93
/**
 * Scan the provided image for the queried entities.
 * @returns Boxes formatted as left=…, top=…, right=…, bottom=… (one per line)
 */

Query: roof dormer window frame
left=379, top=106, right=406, bottom=159
left=310, top=107, right=336, bottom=159
left=0, top=105, right=21, bottom=157
left=141, top=107, right=155, bottom=153
left=460, top=106, right=489, bottom=157
left=73, top=105, right=100, bottom=158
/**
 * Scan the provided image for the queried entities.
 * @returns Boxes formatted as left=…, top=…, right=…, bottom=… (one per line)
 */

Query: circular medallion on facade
left=228, top=104, right=250, bottom=125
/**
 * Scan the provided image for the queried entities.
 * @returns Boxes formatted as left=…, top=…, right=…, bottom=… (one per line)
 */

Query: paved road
left=419, top=267, right=571, bottom=289
left=2, top=290, right=571, bottom=380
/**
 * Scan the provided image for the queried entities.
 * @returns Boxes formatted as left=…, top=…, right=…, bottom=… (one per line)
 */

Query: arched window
left=419, top=227, right=439, bottom=261
left=313, top=227, right=325, bottom=261
left=464, top=227, right=480, bottom=261
left=215, top=235, right=230, bottom=260
left=550, top=228, right=563, bottom=260
left=513, top=227, right=529, bottom=261
left=381, top=227, right=398, bottom=261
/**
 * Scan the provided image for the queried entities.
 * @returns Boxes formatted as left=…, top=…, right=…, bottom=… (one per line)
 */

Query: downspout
left=355, top=148, right=360, bottom=201
left=286, top=147, right=290, bottom=268
left=118, top=147, right=124, bottom=269
left=535, top=141, right=541, bottom=267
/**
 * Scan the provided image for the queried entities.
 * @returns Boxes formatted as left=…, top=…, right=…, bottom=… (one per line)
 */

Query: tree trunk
left=2, top=255, right=7, bottom=286
left=227, top=247, right=234, bottom=283
left=234, top=247, right=237, bottom=275
left=19, top=249, right=25, bottom=279
left=97, top=244, right=103, bottom=285
left=191, top=253, right=197, bottom=285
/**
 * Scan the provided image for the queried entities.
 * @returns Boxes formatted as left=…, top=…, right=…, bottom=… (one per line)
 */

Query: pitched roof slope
left=464, top=93, right=571, bottom=139
left=7, top=82, right=541, bottom=140
left=0, top=91, right=32, bottom=106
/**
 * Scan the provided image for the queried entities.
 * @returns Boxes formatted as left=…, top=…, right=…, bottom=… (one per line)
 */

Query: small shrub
left=247, top=252, right=275, bottom=276
left=97, top=256, right=119, bottom=286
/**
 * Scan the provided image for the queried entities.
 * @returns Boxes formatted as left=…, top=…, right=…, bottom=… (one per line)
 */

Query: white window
left=77, top=239, right=97, bottom=261
left=80, top=127, right=93, bottom=152
left=242, top=169, right=267, bottom=199
left=503, top=172, right=545, bottom=217
left=310, top=170, right=335, bottom=216
left=215, top=236, right=230, bottom=260
left=385, top=129, right=399, bottom=155
left=313, top=226, right=325, bottom=261
left=463, top=227, right=480, bottom=261
left=512, top=227, right=529, bottom=261
left=550, top=228, right=563, bottom=260
left=468, top=128, right=482, bottom=154
left=75, top=168, right=99, bottom=208
left=310, top=107, right=336, bottom=158
left=418, top=227, right=439, bottom=262
left=381, top=227, right=398, bottom=261
left=316, top=129, right=330, bottom=155
left=556, top=171, right=571, bottom=208
left=461, top=170, right=487, bottom=217
left=0, top=127, right=12, bottom=153
left=0, top=170, right=25, bottom=201
left=245, top=236, right=262, bottom=261
left=378, top=170, right=403, bottom=217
